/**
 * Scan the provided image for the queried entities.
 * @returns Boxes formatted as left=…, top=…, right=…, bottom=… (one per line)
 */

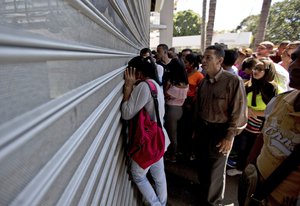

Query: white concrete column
left=159, top=0, right=174, bottom=47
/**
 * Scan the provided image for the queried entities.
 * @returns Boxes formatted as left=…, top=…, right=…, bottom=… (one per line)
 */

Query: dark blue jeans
left=232, top=130, right=259, bottom=170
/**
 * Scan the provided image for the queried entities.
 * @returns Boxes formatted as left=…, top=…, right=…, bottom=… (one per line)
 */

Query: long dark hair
left=128, top=56, right=160, bottom=85
left=168, top=58, right=188, bottom=85
left=185, top=53, right=200, bottom=70
left=245, top=58, right=277, bottom=106
left=241, top=57, right=258, bottom=71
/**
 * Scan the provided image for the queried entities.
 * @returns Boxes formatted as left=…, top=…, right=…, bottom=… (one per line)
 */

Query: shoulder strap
left=252, top=143, right=300, bottom=202
left=144, top=80, right=162, bottom=128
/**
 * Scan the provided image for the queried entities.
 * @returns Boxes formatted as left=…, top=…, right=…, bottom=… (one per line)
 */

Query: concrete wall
left=151, top=32, right=253, bottom=50
left=159, top=0, right=174, bottom=46
left=0, top=0, right=150, bottom=205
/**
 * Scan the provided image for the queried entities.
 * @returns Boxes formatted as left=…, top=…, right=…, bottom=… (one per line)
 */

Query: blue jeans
left=131, top=157, right=167, bottom=206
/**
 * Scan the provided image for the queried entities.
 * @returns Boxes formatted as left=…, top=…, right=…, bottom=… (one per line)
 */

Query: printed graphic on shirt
left=265, top=117, right=300, bottom=156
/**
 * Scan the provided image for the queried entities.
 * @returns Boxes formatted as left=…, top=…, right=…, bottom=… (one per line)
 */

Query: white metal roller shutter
left=0, top=0, right=150, bottom=205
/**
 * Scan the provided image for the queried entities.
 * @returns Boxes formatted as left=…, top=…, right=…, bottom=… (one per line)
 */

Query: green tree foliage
left=235, top=15, right=260, bottom=35
left=236, top=0, right=300, bottom=44
left=173, top=10, right=202, bottom=37
left=266, top=0, right=300, bottom=43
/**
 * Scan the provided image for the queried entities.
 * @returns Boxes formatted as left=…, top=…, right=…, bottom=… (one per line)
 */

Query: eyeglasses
left=257, top=46, right=267, bottom=50
left=252, top=67, right=265, bottom=72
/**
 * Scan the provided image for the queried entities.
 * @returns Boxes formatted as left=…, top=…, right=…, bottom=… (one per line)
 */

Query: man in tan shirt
left=195, top=45, right=247, bottom=205
left=255, top=45, right=300, bottom=205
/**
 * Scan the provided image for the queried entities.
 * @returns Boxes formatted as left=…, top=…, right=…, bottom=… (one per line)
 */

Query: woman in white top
left=121, top=56, right=170, bottom=206
left=163, top=59, right=189, bottom=162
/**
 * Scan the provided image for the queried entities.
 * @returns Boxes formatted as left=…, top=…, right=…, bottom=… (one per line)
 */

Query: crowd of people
left=121, top=40, right=300, bottom=206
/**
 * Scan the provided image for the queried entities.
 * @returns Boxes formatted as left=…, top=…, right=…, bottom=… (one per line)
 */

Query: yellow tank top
left=247, top=92, right=266, bottom=111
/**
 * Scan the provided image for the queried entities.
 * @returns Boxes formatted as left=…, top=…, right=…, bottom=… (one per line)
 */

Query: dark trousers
left=195, top=120, right=229, bottom=206
left=177, top=97, right=195, bottom=155
left=232, top=130, right=259, bottom=170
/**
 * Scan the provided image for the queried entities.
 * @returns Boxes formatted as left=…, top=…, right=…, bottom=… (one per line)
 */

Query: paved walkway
left=165, top=159, right=240, bottom=206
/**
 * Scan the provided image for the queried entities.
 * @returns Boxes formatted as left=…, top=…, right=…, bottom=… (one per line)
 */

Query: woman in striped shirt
left=227, top=57, right=278, bottom=176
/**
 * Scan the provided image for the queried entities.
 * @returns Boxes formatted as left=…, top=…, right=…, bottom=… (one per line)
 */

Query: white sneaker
left=227, top=169, right=243, bottom=176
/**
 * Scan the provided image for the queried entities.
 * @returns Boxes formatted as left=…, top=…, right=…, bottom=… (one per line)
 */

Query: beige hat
left=238, top=48, right=253, bottom=57
left=258, top=41, right=274, bottom=50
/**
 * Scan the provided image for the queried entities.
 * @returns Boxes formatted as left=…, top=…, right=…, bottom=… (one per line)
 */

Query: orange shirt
left=187, top=71, right=204, bottom=97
